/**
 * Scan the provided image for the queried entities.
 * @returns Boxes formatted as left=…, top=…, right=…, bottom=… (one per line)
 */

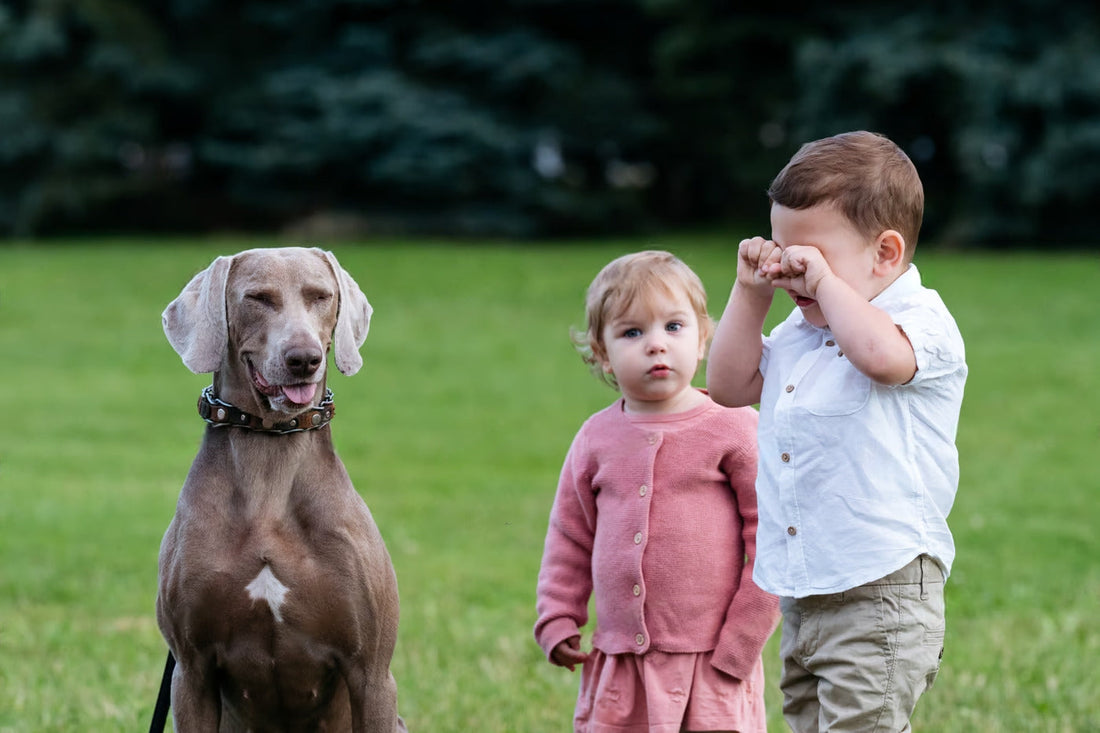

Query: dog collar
left=198, top=385, right=335, bottom=434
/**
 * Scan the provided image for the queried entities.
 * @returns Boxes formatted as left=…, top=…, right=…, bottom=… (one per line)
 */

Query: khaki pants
left=779, top=555, right=946, bottom=733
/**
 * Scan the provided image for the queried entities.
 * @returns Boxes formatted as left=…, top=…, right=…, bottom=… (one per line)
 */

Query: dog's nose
left=285, top=347, right=323, bottom=378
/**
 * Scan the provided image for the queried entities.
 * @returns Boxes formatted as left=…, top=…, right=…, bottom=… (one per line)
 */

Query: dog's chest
left=179, top=521, right=363, bottom=644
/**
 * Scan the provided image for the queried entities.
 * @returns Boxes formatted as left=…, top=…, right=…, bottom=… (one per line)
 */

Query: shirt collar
left=871, top=263, right=921, bottom=307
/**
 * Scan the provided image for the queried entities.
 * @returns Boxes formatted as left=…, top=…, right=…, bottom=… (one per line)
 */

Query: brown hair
left=573, top=250, right=713, bottom=389
left=768, top=131, right=924, bottom=260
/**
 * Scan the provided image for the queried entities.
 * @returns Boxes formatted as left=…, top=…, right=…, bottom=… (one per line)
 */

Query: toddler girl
left=535, top=250, right=779, bottom=732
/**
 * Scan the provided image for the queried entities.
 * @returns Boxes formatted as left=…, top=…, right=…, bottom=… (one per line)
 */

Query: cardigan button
left=635, top=633, right=645, bottom=646
left=633, top=532, right=643, bottom=545
left=639, top=484, right=647, bottom=497
left=632, top=584, right=641, bottom=597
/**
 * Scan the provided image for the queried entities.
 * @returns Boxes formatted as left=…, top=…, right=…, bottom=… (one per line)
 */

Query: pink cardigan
left=535, top=395, right=779, bottom=680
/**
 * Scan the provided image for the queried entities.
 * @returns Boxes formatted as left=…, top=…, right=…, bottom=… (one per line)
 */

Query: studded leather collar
left=197, top=385, right=335, bottom=434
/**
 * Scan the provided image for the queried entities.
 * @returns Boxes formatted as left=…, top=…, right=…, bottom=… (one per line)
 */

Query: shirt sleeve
left=533, top=430, right=597, bottom=660
left=891, top=294, right=966, bottom=386
left=710, top=411, right=781, bottom=680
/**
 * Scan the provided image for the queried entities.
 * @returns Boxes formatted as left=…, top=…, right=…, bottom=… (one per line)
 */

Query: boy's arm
left=706, top=237, right=778, bottom=407
left=813, top=274, right=917, bottom=385
left=770, top=244, right=917, bottom=385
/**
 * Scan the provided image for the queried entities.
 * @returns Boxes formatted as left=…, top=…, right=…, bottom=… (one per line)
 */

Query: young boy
left=706, top=131, right=967, bottom=732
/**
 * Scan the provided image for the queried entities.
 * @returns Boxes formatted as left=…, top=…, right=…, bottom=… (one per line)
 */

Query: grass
left=0, top=236, right=1097, bottom=731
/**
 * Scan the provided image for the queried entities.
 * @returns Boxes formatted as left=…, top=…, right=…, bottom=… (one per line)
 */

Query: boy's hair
left=573, top=250, right=713, bottom=389
left=768, top=131, right=924, bottom=261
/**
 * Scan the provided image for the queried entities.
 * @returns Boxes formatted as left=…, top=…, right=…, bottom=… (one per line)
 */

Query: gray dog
left=158, top=247, right=404, bottom=732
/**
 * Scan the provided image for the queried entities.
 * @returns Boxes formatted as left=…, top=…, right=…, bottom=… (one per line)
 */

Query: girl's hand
left=550, top=636, right=589, bottom=672
left=736, top=237, right=782, bottom=294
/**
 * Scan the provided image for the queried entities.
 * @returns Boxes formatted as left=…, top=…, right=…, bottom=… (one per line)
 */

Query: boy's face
left=598, top=288, right=707, bottom=414
left=770, top=202, right=880, bottom=328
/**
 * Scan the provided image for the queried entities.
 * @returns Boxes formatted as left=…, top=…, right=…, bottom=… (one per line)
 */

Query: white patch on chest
left=245, top=565, right=290, bottom=623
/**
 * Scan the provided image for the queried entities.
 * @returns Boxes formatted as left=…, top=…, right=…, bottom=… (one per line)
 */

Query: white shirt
left=753, top=265, right=967, bottom=598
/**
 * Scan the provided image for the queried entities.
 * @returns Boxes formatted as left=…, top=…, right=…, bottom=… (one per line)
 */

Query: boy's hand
left=550, top=636, right=589, bottom=672
left=736, top=237, right=782, bottom=294
left=766, top=244, right=833, bottom=299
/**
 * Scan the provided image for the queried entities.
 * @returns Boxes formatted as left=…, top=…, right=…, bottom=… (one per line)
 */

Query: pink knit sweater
left=535, top=395, right=779, bottom=680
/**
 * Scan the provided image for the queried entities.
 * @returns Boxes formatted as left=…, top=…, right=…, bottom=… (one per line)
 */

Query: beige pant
left=779, top=555, right=946, bottom=733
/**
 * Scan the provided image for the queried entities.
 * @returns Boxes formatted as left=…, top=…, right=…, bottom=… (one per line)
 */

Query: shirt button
left=837, top=350, right=844, bottom=357
left=781, top=452, right=791, bottom=463
left=785, top=384, right=795, bottom=393
left=639, top=484, right=647, bottom=497
left=787, top=526, right=797, bottom=536
left=635, top=633, right=645, bottom=645
left=826, top=339, right=836, bottom=347
left=632, top=584, right=641, bottom=596
left=634, top=532, right=643, bottom=544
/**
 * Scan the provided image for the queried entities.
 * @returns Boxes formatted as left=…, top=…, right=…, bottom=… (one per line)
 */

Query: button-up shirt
left=754, top=265, right=967, bottom=598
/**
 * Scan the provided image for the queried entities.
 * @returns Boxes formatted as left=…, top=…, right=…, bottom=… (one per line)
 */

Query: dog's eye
left=246, top=291, right=276, bottom=306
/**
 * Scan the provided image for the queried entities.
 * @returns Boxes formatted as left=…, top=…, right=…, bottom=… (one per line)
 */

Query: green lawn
left=0, top=237, right=1096, bottom=731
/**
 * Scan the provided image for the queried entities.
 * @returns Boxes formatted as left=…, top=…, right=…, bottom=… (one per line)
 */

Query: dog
left=157, top=247, right=404, bottom=732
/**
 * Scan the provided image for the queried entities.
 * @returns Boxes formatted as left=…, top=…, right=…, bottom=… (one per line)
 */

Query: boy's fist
left=736, top=237, right=782, bottom=292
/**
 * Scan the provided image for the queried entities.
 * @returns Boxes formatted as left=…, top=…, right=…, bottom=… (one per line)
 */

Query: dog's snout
left=285, top=346, right=323, bottom=378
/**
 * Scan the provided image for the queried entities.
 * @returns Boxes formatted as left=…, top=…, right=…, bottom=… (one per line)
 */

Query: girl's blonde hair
left=572, top=250, right=713, bottom=389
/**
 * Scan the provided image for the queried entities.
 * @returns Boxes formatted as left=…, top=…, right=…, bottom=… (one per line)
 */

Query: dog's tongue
left=282, top=383, right=318, bottom=405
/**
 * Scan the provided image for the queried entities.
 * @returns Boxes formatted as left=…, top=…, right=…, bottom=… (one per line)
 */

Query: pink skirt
left=573, top=648, right=767, bottom=733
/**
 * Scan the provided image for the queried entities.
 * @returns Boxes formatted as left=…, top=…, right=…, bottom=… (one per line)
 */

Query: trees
left=781, top=4, right=1100, bottom=247
left=1, top=1, right=1097, bottom=245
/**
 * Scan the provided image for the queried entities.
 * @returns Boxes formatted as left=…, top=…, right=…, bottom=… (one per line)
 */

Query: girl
left=535, top=251, right=779, bottom=733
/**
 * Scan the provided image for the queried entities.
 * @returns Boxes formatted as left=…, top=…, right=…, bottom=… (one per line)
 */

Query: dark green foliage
left=785, top=4, right=1100, bottom=246
left=1, top=1, right=1098, bottom=243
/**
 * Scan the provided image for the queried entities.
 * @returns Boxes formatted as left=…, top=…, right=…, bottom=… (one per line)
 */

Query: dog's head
left=163, top=247, right=371, bottom=414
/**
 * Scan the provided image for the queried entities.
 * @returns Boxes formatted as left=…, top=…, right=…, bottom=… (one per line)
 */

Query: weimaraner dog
left=158, top=247, right=404, bottom=732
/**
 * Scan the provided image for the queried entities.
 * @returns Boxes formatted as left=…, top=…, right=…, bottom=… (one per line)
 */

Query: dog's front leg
left=344, top=666, right=401, bottom=733
left=170, top=658, right=221, bottom=732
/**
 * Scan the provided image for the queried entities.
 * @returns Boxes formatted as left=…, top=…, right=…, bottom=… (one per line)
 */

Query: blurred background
left=2, top=0, right=1099, bottom=247
left=3, top=4, right=1099, bottom=729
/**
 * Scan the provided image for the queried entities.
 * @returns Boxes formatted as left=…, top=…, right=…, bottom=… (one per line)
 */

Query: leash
left=149, top=651, right=175, bottom=732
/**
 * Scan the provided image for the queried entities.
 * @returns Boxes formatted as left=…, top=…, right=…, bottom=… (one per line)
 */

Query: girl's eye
left=666, top=321, right=683, bottom=333
left=623, top=327, right=642, bottom=338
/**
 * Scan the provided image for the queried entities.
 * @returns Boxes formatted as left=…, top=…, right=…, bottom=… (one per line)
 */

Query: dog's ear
left=162, top=255, right=233, bottom=373
left=320, top=249, right=372, bottom=376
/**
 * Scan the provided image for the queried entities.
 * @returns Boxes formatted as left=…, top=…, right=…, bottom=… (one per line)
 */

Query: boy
left=706, top=131, right=967, bottom=732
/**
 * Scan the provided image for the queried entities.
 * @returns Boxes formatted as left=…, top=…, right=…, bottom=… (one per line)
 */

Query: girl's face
left=598, top=287, right=707, bottom=414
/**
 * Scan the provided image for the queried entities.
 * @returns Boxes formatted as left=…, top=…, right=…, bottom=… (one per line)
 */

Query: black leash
left=149, top=651, right=175, bottom=732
